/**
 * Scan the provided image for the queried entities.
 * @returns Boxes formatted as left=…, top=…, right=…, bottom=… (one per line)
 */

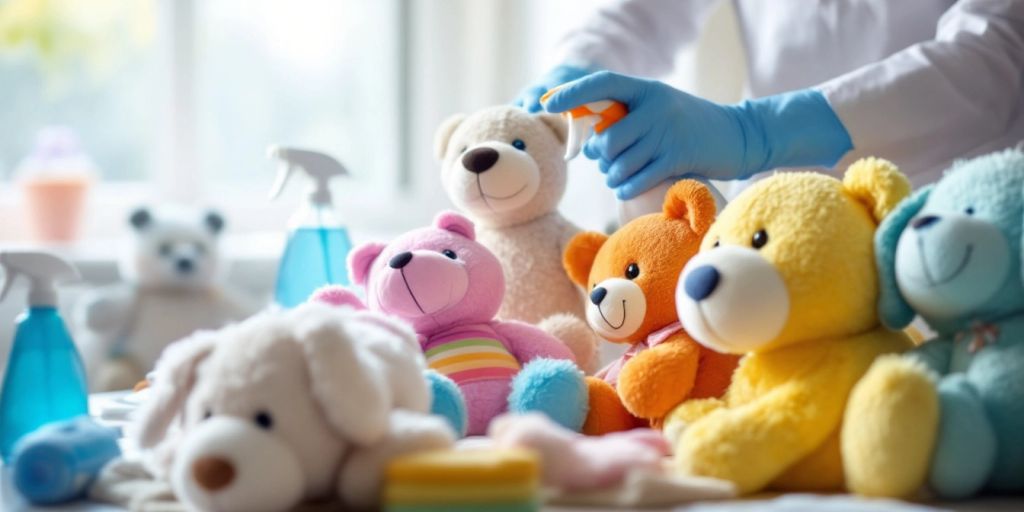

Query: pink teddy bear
left=314, top=211, right=587, bottom=436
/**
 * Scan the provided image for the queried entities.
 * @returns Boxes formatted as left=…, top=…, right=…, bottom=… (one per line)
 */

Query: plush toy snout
left=895, top=210, right=1012, bottom=320
left=448, top=141, right=541, bottom=215
left=371, top=249, right=470, bottom=317
left=676, top=246, right=790, bottom=354
left=171, top=417, right=305, bottom=512
left=586, top=277, right=647, bottom=341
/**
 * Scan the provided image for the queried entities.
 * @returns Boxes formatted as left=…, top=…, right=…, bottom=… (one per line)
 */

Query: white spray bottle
left=540, top=86, right=727, bottom=224
left=0, top=251, right=87, bottom=461
left=268, top=146, right=353, bottom=308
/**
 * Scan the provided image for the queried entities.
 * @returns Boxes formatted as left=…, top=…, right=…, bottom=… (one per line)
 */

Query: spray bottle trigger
left=269, top=162, right=293, bottom=200
left=0, top=266, right=16, bottom=303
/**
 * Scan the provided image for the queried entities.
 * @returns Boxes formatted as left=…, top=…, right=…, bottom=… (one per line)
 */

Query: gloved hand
left=514, top=64, right=595, bottom=113
left=543, top=71, right=853, bottom=199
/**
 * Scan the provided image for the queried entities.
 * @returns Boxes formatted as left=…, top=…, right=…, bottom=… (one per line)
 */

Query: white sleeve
left=818, top=0, right=1024, bottom=164
left=553, top=0, right=720, bottom=78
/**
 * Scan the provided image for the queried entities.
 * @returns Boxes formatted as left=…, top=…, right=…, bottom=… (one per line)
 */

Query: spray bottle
left=268, top=146, right=353, bottom=308
left=0, top=251, right=88, bottom=462
left=539, top=86, right=727, bottom=224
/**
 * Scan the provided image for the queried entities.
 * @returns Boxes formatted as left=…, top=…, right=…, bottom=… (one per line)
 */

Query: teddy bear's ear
left=537, top=113, right=568, bottom=146
left=876, top=186, right=932, bottom=330
left=129, top=207, right=152, bottom=231
left=295, top=308, right=391, bottom=445
left=434, top=113, right=467, bottom=161
left=348, top=242, right=387, bottom=287
left=663, top=179, right=716, bottom=236
left=133, top=330, right=217, bottom=449
left=434, top=211, right=475, bottom=240
left=204, top=210, right=225, bottom=235
left=563, top=231, right=608, bottom=287
left=842, top=158, right=912, bottom=224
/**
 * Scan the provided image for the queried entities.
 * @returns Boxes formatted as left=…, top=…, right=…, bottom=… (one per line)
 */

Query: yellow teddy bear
left=664, top=158, right=938, bottom=495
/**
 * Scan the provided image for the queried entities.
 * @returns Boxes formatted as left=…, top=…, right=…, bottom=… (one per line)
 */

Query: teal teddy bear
left=875, top=147, right=1024, bottom=498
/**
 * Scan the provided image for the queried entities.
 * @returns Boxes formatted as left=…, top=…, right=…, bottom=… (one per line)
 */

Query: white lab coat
left=555, top=0, right=1024, bottom=188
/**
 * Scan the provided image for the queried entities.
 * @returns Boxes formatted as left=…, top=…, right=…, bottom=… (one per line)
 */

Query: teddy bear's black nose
left=462, top=147, right=499, bottom=174
left=389, top=252, right=413, bottom=269
left=684, top=265, right=720, bottom=301
left=911, top=215, right=940, bottom=231
left=176, top=258, right=194, bottom=274
left=590, top=287, right=607, bottom=305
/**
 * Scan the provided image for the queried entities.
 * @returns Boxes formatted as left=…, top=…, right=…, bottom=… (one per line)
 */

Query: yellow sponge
left=384, top=449, right=540, bottom=512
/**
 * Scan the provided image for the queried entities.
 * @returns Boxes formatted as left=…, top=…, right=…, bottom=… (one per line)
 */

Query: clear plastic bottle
left=268, top=146, right=353, bottom=308
left=0, top=251, right=88, bottom=462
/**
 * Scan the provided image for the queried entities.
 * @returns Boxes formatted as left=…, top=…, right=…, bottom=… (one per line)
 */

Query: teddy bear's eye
left=159, top=243, right=173, bottom=256
left=254, top=410, right=274, bottom=430
left=203, top=409, right=213, bottom=420
left=712, top=239, right=720, bottom=248
left=625, top=263, right=640, bottom=280
left=511, top=139, right=527, bottom=151
left=752, top=229, right=769, bottom=249
left=965, top=206, right=975, bottom=215
left=442, top=249, right=457, bottom=260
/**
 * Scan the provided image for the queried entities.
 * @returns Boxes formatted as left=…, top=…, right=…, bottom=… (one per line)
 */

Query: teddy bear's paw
left=508, top=359, right=588, bottom=432
left=843, top=355, right=938, bottom=497
left=339, top=411, right=454, bottom=509
left=425, top=370, right=467, bottom=438
left=928, top=375, right=997, bottom=499
left=537, top=314, right=599, bottom=375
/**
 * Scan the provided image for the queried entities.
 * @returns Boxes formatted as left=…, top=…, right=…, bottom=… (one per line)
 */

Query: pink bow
left=955, top=321, right=1000, bottom=353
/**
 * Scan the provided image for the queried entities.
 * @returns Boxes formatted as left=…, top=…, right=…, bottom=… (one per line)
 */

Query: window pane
left=196, top=0, right=402, bottom=196
left=0, top=0, right=157, bottom=182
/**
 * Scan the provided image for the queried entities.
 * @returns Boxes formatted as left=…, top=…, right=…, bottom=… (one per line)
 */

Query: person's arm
left=819, top=0, right=1024, bottom=169
left=516, top=0, right=717, bottom=112
left=553, top=0, right=718, bottom=78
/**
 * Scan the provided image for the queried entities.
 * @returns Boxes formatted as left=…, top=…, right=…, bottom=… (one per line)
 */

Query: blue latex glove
left=514, top=64, right=595, bottom=113
left=543, top=71, right=853, bottom=199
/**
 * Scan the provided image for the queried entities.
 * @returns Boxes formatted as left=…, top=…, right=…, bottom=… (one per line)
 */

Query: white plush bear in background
left=132, top=303, right=454, bottom=512
left=75, top=206, right=257, bottom=392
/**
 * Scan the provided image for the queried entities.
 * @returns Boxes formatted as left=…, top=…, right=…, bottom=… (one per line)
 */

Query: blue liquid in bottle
left=274, top=226, right=353, bottom=308
left=0, top=307, right=89, bottom=462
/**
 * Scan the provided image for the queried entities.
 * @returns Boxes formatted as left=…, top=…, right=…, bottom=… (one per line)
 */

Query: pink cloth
left=597, top=321, right=684, bottom=387
left=489, top=412, right=671, bottom=491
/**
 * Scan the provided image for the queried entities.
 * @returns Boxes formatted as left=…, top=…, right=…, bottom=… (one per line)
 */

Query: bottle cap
left=267, top=146, right=349, bottom=206
left=0, top=251, right=79, bottom=307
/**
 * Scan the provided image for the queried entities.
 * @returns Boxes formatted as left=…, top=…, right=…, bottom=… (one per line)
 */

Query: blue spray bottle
left=0, top=251, right=88, bottom=462
left=268, top=146, right=353, bottom=308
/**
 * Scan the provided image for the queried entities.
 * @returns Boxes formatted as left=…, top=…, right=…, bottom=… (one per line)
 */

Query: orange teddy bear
left=563, top=180, right=739, bottom=435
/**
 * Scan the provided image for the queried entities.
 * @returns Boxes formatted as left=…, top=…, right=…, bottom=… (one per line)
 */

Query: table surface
left=1, top=393, right=1020, bottom=512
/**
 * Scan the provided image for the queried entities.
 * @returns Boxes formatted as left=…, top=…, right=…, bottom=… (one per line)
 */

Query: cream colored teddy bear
left=435, top=106, right=597, bottom=372
left=132, top=303, right=454, bottom=511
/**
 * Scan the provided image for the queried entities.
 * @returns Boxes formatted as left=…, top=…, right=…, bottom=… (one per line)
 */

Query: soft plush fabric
left=666, top=159, right=915, bottom=495
left=74, top=206, right=256, bottom=391
left=489, top=412, right=670, bottom=491
left=315, top=211, right=587, bottom=436
left=435, top=106, right=598, bottom=373
left=858, top=148, right=1024, bottom=499
left=563, top=180, right=739, bottom=434
left=130, top=303, right=455, bottom=511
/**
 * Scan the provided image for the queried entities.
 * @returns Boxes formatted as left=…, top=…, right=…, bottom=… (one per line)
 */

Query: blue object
left=513, top=64, right=595, bottom=113
left=268, top=146, right=353, bottom=308
left=425, top=370, right=467, bottom=438
left=275, top=225, right=352, bottom=308
left=542, top=71, right=853, bottom=199
left=0, top=306, right=89, bottom=462
left=874, top=148, right=1024, bottom=498
left=507, top=358, right=588, bottom=432
left=11, top=416, right=121, bottom=505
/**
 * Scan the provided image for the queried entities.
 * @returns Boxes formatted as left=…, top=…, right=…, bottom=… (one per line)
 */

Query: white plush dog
left=132, top=303, right=455, bottom=511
